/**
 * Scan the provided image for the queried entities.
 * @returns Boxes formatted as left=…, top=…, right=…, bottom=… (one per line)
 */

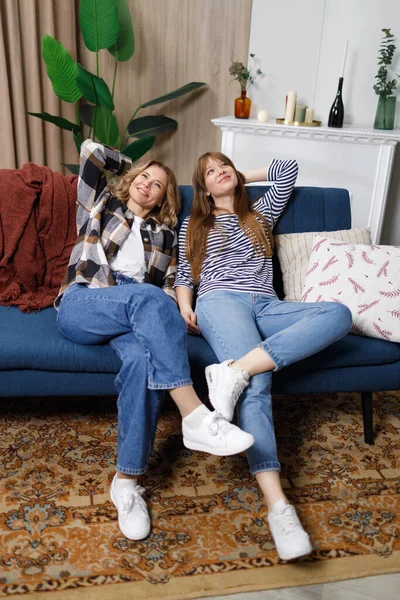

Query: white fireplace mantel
left=212, top=116, right=400, bottom=243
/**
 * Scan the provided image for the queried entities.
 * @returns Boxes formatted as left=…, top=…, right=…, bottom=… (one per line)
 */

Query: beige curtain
left=0, top=0, right=252, bottom=179
left=78, top=0, right=252, bottom=183
left=0, top=0, right=79, bottom=171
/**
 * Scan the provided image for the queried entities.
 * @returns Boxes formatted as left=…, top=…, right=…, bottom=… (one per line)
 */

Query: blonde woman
left=56, top=141, right=254, bottom=541
left=175, top=152, right=352, bottom=560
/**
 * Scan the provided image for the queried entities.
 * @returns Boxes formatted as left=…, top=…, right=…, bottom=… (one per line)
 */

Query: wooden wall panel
left=80, top=0, right=252, bottom=183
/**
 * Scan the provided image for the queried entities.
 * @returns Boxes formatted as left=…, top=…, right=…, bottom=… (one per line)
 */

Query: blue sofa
left=1, top=186, right=399, bottom=445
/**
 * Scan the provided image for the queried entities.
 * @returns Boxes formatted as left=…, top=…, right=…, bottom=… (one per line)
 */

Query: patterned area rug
left=0, top=391, right=399, bottom=599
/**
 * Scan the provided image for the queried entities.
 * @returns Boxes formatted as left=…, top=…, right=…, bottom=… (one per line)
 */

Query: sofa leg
left=361, top=391, right=374, bottom=445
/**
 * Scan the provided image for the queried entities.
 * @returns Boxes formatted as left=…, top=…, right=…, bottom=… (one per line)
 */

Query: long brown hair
left=186, top=151, right=273, bottom=282
left=108, top=160, right=180, bottom=228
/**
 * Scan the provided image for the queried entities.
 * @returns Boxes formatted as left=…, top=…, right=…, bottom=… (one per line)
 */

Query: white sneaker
left=267, top=500, right=313, bottom=561
left=182, top=411, right=254, bottom=456
left=205, top=360, right=249, bottom=421
left=110, top=474, right=151, bottom=540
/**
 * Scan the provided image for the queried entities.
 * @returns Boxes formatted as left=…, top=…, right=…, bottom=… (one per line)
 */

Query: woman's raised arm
left=76, top=140, right=132, bottom=228
left=243, top=165, right=270, bottom=183
left=250, top=159, right=298, bottom=226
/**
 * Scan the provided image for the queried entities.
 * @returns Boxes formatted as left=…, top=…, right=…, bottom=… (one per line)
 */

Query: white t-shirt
left=109, top=216, right=146, bottom=281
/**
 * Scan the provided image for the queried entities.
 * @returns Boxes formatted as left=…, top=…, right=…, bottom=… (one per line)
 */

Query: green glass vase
left=373, top=96, right=396, bottom=130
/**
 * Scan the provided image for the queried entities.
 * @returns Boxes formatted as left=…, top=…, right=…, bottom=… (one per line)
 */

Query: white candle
left=294, top=105, right=307, bottom=122
left=257, top=110, right=269, bottom=122
left=285, top=91, right=296, bottom=123
left=340, top=40, right=349, bottom=78
left=305, top=108, right=314, bottom=123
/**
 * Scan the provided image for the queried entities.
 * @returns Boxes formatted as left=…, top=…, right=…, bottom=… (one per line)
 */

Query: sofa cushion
left=186, top=333, right=218, bottom=367
left=286, top=333, right=400, bottom=370
left=186, top=331, right=400, bottom=371
left=0, top=306, right=120, bottom=373
left=1, top=305, right=399, bottom=376
left=301, top=236, right=400, bottom=343
left=178, top=185, right=351, bottom=233
left=0, top=305, right=217, bottom=374
left=275, top=227, right=371, bottom=301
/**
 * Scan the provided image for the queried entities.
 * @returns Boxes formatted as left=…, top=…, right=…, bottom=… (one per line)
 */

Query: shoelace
left=207, top=412, right=231, bottom=436
left=229, top=377, right=247, bottom=404
left=119, top=485, right=147, bottom=516
left=272, top=506, right=299, bottom=536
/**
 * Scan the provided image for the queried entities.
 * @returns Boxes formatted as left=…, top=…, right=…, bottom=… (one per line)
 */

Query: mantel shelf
left=212, top=116, right=400, bottom=146
left=212, top=116, right=399, bottom=244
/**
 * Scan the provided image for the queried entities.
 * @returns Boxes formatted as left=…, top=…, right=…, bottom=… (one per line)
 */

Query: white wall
left=248, top=0, right=400, bottom=244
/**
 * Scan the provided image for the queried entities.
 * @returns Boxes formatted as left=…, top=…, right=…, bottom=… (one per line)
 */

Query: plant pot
left=234, top=90, right=251, bottom=119
left=373, top=95, right=396, bottom=130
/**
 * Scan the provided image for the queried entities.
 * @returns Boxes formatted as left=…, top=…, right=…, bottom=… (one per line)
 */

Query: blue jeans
left=195, top=292, right=352, bottom=475
left=57, top=281, right=192, bottom=475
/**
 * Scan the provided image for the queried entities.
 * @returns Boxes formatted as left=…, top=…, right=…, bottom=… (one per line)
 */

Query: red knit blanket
left=0, top=163, right=78, bottom=312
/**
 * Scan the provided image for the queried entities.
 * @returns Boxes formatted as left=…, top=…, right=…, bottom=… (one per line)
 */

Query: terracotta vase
left=234, top=90, right=251, bottom=119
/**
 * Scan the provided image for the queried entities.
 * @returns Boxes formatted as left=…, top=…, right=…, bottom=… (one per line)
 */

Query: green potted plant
left=373, top=28, right=399, bottom=130
left=28, top=0, right=206, bottom=173
left=229, top=53, right=262, bottom=119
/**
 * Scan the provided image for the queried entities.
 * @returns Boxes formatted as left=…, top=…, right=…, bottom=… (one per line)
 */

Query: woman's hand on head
left=180, top=308, right=200, bottom=335
left=242, top=165, right=270, bottom=184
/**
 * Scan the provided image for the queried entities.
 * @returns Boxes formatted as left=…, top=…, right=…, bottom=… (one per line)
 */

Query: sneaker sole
left=205, top=367, right=233, bottom=421
left=277, top=542, right=313, bottom=561
left=205, top=367, right=217, bottom=403
left=110, top=488, right=151, bottom=541
left=183, top=436, right=254, bottom=456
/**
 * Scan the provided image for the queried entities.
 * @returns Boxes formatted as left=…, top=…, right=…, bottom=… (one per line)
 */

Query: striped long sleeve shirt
left=175, top=159, right=298, bottom=299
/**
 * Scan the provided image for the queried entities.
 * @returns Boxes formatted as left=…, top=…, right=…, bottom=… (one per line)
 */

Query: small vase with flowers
left=229, top=53, right=262, bottom=119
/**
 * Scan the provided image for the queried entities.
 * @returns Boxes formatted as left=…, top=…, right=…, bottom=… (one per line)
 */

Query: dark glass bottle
left=328, top=77, right=344, bottom=128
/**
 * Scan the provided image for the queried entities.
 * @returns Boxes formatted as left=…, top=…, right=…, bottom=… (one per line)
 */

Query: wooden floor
left=201, top=573, right=400, bottom=600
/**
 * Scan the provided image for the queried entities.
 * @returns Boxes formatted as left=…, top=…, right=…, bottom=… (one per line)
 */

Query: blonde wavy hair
left=186, top=151, right=273, bottom=283
left=108, top=159, right=180, bottom=228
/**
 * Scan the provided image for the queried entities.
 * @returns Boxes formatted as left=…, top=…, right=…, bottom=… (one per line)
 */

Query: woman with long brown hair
left=175, top=151, right=352, bottom=560
left=55, top=141, right=254, bottom=542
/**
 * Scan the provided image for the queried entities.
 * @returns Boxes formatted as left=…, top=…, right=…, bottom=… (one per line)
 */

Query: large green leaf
left=79, top=104, right=94, bottom=126
left=76, top=64, right=114, bottom=110
left=73, top=130, right=84, bottom=153
left=108, top=0, right=134, bottom=62
left=140, top=82, right=206, bottom=109
left=27, top=112, right=78, bottom=132
left=81, top=104, right=120, bottom=146
left=79, top=0, right=119, bottom=52
left=41, top=35, right=82, bottom=103
left=128, top=115, right=177, bottom=138
left=122, top=136, right=156, bottom=162
left=94, top=107, right=120, bottom=146
left=61, top=163, right=80, bottom=175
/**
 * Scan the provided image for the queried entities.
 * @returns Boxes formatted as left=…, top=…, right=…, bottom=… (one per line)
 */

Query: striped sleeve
left=175, top=217, right=195, bottom=291
left=252, top=159, right=298, bottom=226
left=76, top=140, right=132, bottom=229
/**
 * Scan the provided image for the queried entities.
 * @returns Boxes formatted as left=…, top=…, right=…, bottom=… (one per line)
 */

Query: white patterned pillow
left=275, top=228, right=371, bottom=301
left=301, top=235, right=400, bottom=342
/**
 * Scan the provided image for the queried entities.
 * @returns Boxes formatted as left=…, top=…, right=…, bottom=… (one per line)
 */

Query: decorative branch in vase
left=229, top=53, right=262, bottom=119
left=373, top=28, right=399, bottom=130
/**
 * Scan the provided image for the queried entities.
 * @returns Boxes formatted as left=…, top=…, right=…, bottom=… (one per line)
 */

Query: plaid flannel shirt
left=55, top=141, right=178, bottom=308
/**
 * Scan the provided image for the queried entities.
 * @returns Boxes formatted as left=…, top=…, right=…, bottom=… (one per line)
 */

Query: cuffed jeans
left=57, top=281, right=192, bottom=475
left=195, top=291, right=352, bottom=475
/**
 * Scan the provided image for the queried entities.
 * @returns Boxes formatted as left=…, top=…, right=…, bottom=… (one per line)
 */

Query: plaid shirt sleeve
left=76, top=140, right=132, bottom=230
left=161, top=229, right=178, bottom=302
